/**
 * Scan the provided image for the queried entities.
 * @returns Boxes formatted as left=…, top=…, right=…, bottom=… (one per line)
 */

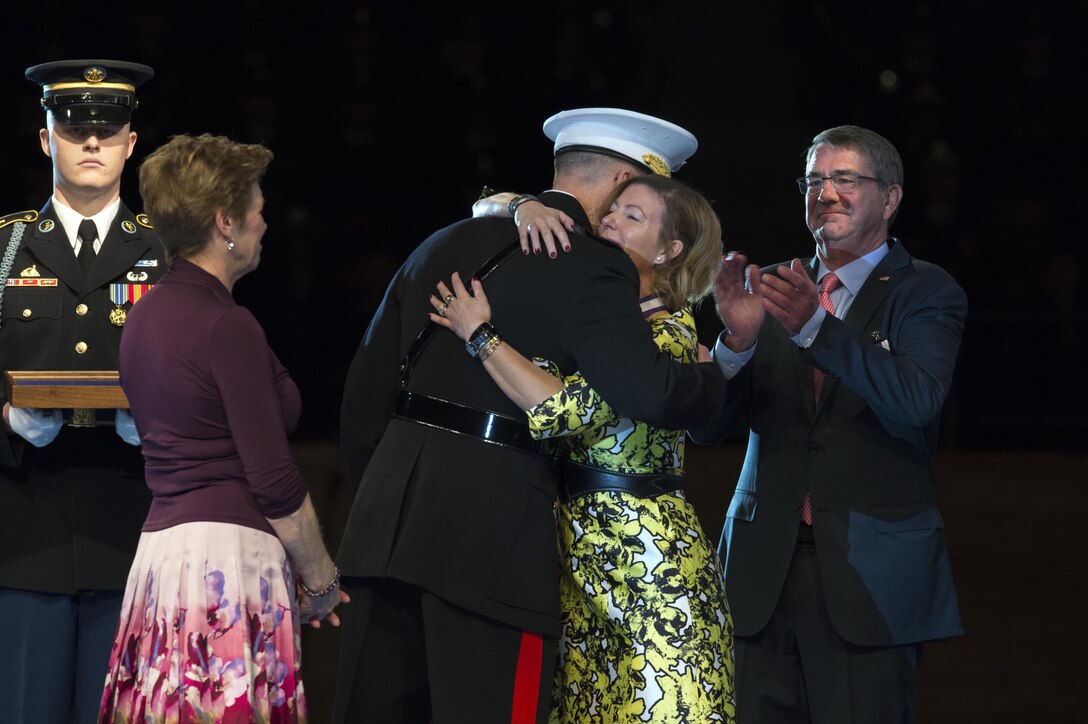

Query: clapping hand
left=714, top=252, right=765, bottom=352
left=758, top=259, right=819, bottom=336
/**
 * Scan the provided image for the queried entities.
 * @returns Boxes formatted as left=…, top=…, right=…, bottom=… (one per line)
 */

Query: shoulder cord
left=0, top=222, right=27, bottom=329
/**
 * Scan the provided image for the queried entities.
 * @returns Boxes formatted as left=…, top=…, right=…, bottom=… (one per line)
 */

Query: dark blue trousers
left=0, top=587, right=122, bottom=724
left=734, top=525, right=923, bottom=724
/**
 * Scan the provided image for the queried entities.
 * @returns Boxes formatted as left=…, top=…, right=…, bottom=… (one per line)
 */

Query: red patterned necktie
left=802, top=271, right=842, bottom=525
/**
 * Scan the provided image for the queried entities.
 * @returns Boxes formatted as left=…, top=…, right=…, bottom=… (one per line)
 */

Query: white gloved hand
left=114, top=408, right=141, bottom=446
left=7, top=406, right=63, bottom=447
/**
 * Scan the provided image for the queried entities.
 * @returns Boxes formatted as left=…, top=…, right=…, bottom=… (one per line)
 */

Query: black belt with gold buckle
left=62, top=408, right=119, bottom=427
left=394, top=390, right=551, bottom=456
left=559, top=459, right=683, bottom=501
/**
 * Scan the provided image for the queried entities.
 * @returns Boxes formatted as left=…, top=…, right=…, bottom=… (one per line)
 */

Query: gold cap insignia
left=121, top=220, right=136, bottom=234
left=642, top=153, right=671, bottom=177
left=83, top=66, right=106, bottom=83
left=38, top=219, right=55, bottom=233
left=20, top=265, right=40, bottom=278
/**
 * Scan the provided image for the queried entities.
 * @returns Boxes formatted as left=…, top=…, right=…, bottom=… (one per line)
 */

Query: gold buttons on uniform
left=75, top=342, right=88, bottom=354
left=76, top=304, right=88, bottom=316
left=22, top=309, right=31, bottom=317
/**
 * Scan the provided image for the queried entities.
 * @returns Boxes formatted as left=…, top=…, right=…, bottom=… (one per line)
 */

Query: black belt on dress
left=559, top=458, right=683, bottom=501
left=394, top=389, right=551, bottom=456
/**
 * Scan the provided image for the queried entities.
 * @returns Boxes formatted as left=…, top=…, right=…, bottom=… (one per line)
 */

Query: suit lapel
left=24, top=201, right=83, bottom=292
left=23, top=201, right=154, bottom=297
left=840, top=239, right=911, bottom=334
left=817, top=240, right=912, bottom=406
left=85, top=203, right=152, bottom=291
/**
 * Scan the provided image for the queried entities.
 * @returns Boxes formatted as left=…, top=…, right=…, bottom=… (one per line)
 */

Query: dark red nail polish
left=534, top=248, right=541, bottom=255
left=550, top=251, right=557, bottom=259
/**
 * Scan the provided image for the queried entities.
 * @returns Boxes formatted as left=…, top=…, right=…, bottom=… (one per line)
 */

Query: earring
left=226, top=238, right=235, bottom=252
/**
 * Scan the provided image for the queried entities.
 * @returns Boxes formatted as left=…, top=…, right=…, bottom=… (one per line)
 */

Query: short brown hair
left=610, top=175, right=722, bottom=311
left=138, top=133, right=273, bottom=259
left=553, top=150, right=645, bottom=186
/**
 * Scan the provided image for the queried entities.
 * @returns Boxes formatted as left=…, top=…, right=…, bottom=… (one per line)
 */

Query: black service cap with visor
left=24, top=59, right=154, bottom=125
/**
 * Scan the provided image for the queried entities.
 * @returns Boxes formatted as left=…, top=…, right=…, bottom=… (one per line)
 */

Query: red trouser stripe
left=510, top=630, right=544, bottom=723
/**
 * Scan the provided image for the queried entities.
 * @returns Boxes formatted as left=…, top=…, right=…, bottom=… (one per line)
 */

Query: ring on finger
left=443, top=294, right=454, bottom=304
left=437, top=304, right=448, bottom=317
left=526, top=223, right=533, bottom=232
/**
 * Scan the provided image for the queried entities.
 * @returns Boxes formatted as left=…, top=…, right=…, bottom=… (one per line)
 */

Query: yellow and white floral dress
left=528, top=299, right=736, bottom=724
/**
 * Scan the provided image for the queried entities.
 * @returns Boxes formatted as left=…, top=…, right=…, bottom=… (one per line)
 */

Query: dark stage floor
left=294, top=441, right=1088, bottom=723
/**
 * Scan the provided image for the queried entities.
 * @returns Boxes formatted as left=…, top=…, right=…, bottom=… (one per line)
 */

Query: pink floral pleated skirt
left=98, top=521, right=308, bottom=723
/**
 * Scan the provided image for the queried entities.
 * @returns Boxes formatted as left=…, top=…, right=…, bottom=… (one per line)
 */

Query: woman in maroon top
left=99, top=134, right=345, bottom=723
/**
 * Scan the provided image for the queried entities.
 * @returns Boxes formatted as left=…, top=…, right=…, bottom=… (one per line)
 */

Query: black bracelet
left=300, top=564, right=340, bottom=598
left=466, top=322, right=498, bottom=359
left=507, top=194, right=538, bottom=217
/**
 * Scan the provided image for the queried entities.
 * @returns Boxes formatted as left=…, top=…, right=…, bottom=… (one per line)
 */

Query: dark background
left=3, top=2, right=1086, bottom=720
left=3, top=0, right=1085, bottom=449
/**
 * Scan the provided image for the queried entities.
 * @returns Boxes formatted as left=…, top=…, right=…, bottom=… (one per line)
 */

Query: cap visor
left=51, top=104, right=131, bottom=125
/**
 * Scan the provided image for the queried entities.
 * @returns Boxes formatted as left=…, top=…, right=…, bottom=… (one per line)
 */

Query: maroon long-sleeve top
left=119, top=257, right=308, bottom=535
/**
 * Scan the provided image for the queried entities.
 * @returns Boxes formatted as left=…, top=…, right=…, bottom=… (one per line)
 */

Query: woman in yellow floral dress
left=432, top=175, right=736, bottom=723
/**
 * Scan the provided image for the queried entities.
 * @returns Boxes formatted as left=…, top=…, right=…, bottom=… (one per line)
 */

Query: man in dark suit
left=334, top=108, right=727, bottom=723
left=697, top=125, right=966, bottom=722
left=0, top=60, right=165, bottom=723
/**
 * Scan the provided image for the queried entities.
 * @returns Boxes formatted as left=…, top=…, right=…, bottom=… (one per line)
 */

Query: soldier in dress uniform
left=0, top=59, right=166, bottom=724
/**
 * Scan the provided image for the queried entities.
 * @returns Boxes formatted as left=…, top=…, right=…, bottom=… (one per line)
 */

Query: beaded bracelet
left=300, top=564, right=340, bottom=598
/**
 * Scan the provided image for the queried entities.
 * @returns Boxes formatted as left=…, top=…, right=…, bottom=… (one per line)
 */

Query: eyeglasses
left=796, top=173, right=883, bottom=195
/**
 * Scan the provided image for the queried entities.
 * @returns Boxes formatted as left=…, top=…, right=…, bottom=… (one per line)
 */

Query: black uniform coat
left=338, top=191, right=728, bottom=634
left=694, top=239, right=966, bottom=647
left=0, top=200, right=166, bottom=594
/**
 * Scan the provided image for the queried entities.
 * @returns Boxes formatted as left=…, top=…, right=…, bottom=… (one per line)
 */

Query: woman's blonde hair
left=138, top=133, right=273, bottom=259
left=609, top=175, right=722, bottom=311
